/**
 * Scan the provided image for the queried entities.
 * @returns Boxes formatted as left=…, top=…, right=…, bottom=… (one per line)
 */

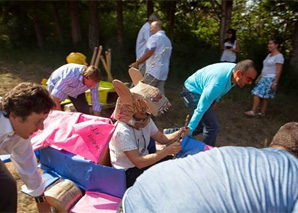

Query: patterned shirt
left=47, top=63, right=101, bottom=112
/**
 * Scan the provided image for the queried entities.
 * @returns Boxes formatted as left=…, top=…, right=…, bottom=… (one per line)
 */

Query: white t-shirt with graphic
left=109, top=119, right=158, bottom=170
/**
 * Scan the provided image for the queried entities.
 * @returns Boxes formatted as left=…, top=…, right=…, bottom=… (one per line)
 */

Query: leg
left=252, top=95, right=261, bottom=113
left=0, top=161, right=17, bottom=212
left=155, top=80, right=165, bottom=95
left=125, top=167, right=148, bottom=189
left=143, top=74, right=159, bottom=88
left=138, top=63, right=146, bottom=76
left=260, top=98, right=268, bottom=115
left=68, top=93, right=90, bottom=114
left=200, top=107, right=219, bottom=146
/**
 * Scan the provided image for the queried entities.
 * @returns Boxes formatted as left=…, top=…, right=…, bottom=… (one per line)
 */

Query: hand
left=93, top=110, right=101, bottom=116
left=270, top=83, right=277, bottom=91
left=129, top=62, right=138, bottom=68
left=36, top=200, right=51, bottom=213
left=166, top=142, right=181, bottom=155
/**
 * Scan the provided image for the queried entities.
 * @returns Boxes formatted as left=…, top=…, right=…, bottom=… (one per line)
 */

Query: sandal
left=244, top=110, right=257, bottom=117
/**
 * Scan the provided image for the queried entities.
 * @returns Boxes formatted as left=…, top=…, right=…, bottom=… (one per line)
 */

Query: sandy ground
left=1, top=59, right=298, bottom=212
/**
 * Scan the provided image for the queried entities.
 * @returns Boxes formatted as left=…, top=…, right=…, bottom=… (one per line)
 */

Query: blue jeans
left=180, top=88, right=219, bottom=146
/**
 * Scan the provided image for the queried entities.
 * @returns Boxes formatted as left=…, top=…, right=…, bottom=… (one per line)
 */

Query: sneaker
left=258, top=112, right=265, bottom=117
left=163, top=128, right=180, bottom=134
left=244, top=110, right=257, bottom=117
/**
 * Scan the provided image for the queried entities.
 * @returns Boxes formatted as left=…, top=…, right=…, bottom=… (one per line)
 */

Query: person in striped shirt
left=47, top=63, right=101, bottom=115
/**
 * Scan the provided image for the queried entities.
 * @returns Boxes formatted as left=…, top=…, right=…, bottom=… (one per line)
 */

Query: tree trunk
left=117, top=0, right=123, bottom=46
left=89, top=1, right=99, bottom=51
left=168, top=1, right=176, bottom=41
left=32, top=2, right=43, bottom=49
left=52, top=2, right=64, bottom=44
left=147, top=0, right=154, bottom=17
left=289, top=20, right=298, bottom=68
left=69, top=0, right=81, bottom=47
left=219, top=0, right=233, bottom=48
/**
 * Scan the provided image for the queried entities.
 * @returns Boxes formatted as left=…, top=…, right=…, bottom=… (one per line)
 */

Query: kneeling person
left=109, top=80, right=184, bottom=188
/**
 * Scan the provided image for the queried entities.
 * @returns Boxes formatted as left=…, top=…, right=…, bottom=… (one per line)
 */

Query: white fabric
left=136, top=22, right=150, bottom=60
left=146, top=30, right=172, bottom=81
left=220, top=40, right=237, bottom=62
left=109, top=119, right=158, bottom=170
left=261, top=53, right=284, bottom=77
left=0, top=111, right=45, bottom=197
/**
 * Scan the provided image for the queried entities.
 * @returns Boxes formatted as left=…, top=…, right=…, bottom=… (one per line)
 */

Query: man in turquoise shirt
left=182, top=60, right=257, bottom=146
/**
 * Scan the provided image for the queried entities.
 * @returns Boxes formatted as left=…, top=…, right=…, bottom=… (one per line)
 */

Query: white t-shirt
left=109, top=119, right=158, bottom=170
left=220, top=40, right=237, bottom=62
left=261, top=53, right=284, bottom=77
left=136, top=22, right=150, bottom=60
left=146, top=30, right=172, bottom=81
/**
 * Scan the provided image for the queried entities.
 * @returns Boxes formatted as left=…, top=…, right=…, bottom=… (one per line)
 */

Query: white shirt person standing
left=130, top=21, right=172, bottom=95
left=135, top=13, right=159, bottom=75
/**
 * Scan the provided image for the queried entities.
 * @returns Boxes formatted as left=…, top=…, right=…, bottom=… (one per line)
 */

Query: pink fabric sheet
left=70, top=191, right=121, bottom=213
left=31, top=111, right=115, bottom=162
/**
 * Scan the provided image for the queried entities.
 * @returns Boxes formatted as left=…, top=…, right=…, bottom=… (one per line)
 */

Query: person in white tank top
left=220, top=28, right=240, bottom=62
left=244, top=38, right=284, bottom=117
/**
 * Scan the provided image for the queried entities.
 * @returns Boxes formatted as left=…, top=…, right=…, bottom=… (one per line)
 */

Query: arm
left=129, top=49, right=155, bottom=68
left=188, top=86, right=220, bottom=135
left=52, top=96, right=62, bottom=110
left=90, top=83, right=101, bottom=113
left=124, top=142, right=181, bottom=169
left=270, top=63, right=283, bottom=91
left=232, top=40, right=240, bottom=53
left=35, top=195, right=51, bottom=212
left=151, top=130, right=180, bottom=145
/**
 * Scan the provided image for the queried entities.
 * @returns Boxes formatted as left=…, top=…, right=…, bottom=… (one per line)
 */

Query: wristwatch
left=35, top=194, right=46, bottom=203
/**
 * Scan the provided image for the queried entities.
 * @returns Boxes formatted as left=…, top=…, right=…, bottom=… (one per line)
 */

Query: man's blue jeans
left=180, top=88, right=219, bottom=146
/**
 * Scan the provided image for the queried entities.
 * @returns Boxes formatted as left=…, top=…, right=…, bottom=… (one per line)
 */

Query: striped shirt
left=47, top=63, right=101, bottom=112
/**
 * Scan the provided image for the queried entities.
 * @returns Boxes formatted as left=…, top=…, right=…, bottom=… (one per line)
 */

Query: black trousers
left=0, top=160, right=17, bottom=212
left=125, top=156, right=173, bottom=189
left=68, top=93, right=90, bottom=114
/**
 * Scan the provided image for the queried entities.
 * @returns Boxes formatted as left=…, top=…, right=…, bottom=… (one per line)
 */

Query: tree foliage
left=0, top=0, right=297, bottom=82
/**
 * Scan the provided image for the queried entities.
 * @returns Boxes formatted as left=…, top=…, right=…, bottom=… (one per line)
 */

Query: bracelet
left=273, top=83, right=278, bottom=86
left=35, top=195, right=46, bottom=203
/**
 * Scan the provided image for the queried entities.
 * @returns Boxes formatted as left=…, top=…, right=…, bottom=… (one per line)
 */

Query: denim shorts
left=180, top=88, right=200, bottom=110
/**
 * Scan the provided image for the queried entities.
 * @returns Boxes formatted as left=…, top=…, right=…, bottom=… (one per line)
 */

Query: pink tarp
left=31, top=111, right=115, bottom=162
left=70, top=191, right=121, bottom=213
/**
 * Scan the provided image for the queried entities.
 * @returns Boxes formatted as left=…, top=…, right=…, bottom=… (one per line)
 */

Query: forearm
left=52, top=96, right=62, bottom=110
left=133, top=148, right=170, bottom=169
left=273, top=66, right=283, bottom=84
left=137, top=49, right=154, bottom=65
left=153, top=131, right=179, bottom=145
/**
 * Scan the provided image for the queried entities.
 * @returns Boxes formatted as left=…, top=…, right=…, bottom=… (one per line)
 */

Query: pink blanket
left=31, top=111, right=115, bottom=162
left=70, top=191, right=121, bottom=213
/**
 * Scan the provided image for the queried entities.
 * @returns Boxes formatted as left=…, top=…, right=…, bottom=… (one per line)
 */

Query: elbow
left=134, top=162, right=146, bottom=169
